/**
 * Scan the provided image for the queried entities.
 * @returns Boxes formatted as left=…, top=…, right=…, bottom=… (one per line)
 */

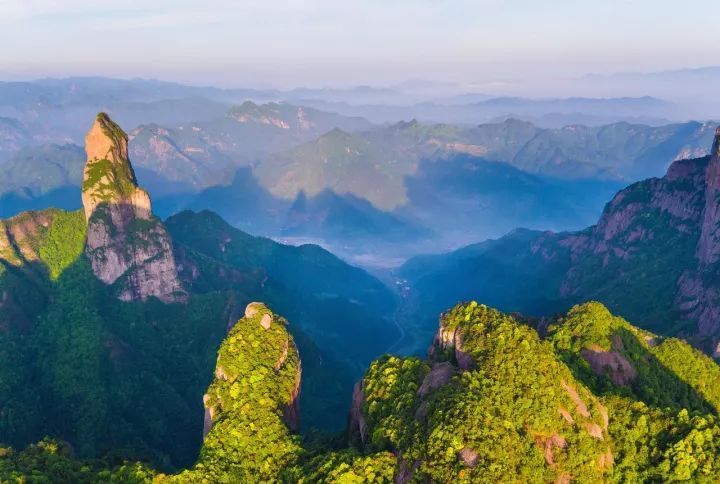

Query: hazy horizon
left=2, top=0, right=720, bottom=92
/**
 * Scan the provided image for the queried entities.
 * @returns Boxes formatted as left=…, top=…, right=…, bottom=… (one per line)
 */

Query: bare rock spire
left=82, top=112, right=152, bottom=221
left=82, top=112, right=186, bottom=303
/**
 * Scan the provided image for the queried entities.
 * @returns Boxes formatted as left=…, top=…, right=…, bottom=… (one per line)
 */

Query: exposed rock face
left=348, top=381, right=369, bottom=445
left=228, top=101, right=316, bottom=132
left=697, top=128, right=720, bottom=264
left=229, top=101, right=291, bottom=129
left=429, top=309, right=475, bottom=370
left=82, top=113, right=150, bottom=221
left=284, top=359, right=302, bottom=433
left=549, top=127, right=720, bottom=351
left=458, top=447, right=479, bottom=467
left=0, top=211, right=57, bottom=330
left=676, top=129, right=720, bottom=340
left=533, top=434, right=567, bottom=466
left=260, top=313, right=273, bottom=330
left=0, top=210, right=55, bottom=266
left=417, top=362, right=455, bottom=397
left=202, top=394, right=214, bottom=438
left=395, top=459, right=421, bottom=484
left=580, top=336, right=638, bottom=386
left=82, top=113, right=185, bottom=303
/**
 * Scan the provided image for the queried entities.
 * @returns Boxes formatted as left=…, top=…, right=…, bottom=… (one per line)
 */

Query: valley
left=2, top=80, right=720, bottom=481
left=6, top=2, right=720, bottom=480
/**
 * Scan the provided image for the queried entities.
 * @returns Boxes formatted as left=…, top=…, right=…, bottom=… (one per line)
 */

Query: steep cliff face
left=680, top=129, right=720, bottom=347
left=555, top=128, right=720, bottom=350
left=402, top=128, right=720, bottom=356
left=82, top=113, right=185, bottom=303
left=697, top=129, right=720, bottom=264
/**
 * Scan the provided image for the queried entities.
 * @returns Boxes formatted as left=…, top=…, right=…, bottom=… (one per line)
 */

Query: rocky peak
left=82, top=113, right=151, bottom=221
left=82, top=113, right=185, bottom=303
left=228, top=101, right=291, bottom=129
left=712, top=127, right=720, bottom=157
left=554, top=126, right=720, bottom=351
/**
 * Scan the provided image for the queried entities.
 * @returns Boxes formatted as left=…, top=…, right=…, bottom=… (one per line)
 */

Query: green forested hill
left=0, top=112, right=400, bottom=470
left=0, top=206, right=398, bottom=469
left=346, top=301, right=720, bottom=481
left=4, top=301, right=720, bottom=481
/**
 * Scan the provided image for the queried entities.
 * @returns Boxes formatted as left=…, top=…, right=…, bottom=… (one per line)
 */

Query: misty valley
left=2, top=71, right=720, bottom=482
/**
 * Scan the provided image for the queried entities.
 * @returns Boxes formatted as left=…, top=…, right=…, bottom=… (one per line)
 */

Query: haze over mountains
left=7, top=0, right=720, bottom=476
left=0, top=113, right=399, bottom=465
left=0, top=76, right=701, bottom=148
left=398, top=128, right=720, bottom=359
left=2, top=79, right=719, bottom=268
left=4, top=73, right=720, bottom=480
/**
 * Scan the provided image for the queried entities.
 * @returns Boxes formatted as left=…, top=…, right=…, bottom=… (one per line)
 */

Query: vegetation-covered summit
left=0, top=303, right=396, bottom=482
left=4, top=300, right=720, bottom=481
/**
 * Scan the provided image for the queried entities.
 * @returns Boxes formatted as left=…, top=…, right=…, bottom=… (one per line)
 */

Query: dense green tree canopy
left=4, top=298, right=720, bottom=482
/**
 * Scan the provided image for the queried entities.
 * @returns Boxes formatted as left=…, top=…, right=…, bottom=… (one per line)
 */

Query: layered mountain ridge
left=3, top=112, right=714, bottom=267
left=401, top=126, right=720, bottom=355
left=0, top=113, right=399, bottom=466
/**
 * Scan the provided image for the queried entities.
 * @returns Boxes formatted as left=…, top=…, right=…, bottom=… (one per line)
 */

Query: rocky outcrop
left=581, top=346, right=637, bottom=386
left=82, top=113, right=185, bottom=303
left=675, top=128, right=720, bottom=342
left=580, top=335, right=638, bottom=386
left=229, top=101, right=292, bottom=129
left=458, top=447, right=479, bottom=467
left=348, top=381, right=369, bottom=445
left=353, top=302, right=613, bottom=482
left=697, top=128, right=720, bottom=264
left=417, top=362, right=455, bottom=397
left=550, top=127, right=720, bottom=351
left=533, top=434, right=567, bottom=466
left=428, top=308, right=475, bottom=370
left=0, top=213, right=50, bottom=327
left=227, top=101, right=321, bottom=133
left=0, top=210, right=55, bottom=267
left=82, top=113, right=151, bottom=221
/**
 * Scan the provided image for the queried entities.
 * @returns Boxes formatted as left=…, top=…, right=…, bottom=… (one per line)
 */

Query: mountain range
left=399, top=127, right=720, bottom=358
left=0, top=114, right=398, bottom=468
left=5, top=109, right=717, bottom=269
left=300, top=95, right=675, bottom=127
left=2, top=108, right=720, bottom=480
left=0, top=77, right=680, bottom=135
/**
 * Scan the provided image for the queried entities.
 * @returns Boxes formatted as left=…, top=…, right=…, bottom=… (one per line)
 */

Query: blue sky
left=1, top=0, right=719, bottom=88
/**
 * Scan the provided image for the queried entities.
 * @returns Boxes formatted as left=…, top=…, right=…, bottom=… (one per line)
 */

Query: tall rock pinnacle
left=82, top=113, right=151, bottom=221
left=82, top=113, right=186, bottom=303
